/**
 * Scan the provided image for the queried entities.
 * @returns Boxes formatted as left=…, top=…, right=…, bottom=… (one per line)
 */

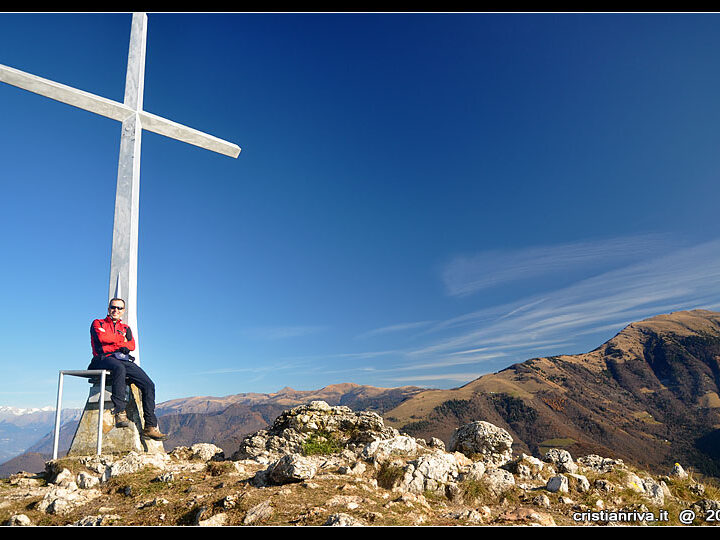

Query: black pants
left=88, top=356, right=158, bottom=427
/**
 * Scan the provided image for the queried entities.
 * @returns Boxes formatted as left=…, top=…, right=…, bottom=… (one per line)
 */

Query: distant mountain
left=0, top=408, right=80, bottom=464
left=0, top=452, right=49, bottom=477
left=155, top=383, right=426, bottom=454
left=384, top=309, right=720, bottom=477
left=1, top=383, right=424, bottom=475
left=0, top=406, right=55, bottom=421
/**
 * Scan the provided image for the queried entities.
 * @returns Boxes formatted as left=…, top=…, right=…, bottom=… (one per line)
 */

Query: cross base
left=67, top=381, right=164, bottom=456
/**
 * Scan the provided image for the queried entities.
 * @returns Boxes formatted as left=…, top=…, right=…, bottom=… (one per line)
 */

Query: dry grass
left=5, top=455, right=720, bottom=526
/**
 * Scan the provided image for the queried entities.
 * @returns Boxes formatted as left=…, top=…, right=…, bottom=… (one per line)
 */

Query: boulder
left=170, top=443, right=224, bottom=462
left=567, top=473, right=590, bottom=493
left=508, top=453, right=547, bottom=480
left=669, top=462, right=688, bottom=479
left=361, top=435, right=419, bottom=463
left=463, top=461, right=487, bottom=481
left=482, top=467, right=516, bottom=496
left=268, top=454, right=319, bottom=484
left=448, top=421, right=513, bottom=466
left=76, top=471, right=100, bottom=490
left=100, top=451, right=170, bottom=482
left=5, top=514, right=33, bottom=526
left=324, top=513, right=366, bottom=526
left=243, top=500, right=274, bottom=525
left=36, top=485, right=103, bottom=515
left=546, top=474, right=569, bottom=494
left=543, top=449, right=578, bottom=473
left=398, top=451, right=465, bottom=495
left=577, top=454, right=623, bottom=473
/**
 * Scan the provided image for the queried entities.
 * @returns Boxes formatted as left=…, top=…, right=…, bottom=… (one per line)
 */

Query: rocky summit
left=2, top=400, right=720, bottom=527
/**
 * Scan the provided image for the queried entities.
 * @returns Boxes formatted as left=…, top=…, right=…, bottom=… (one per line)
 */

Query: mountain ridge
left=384, top=308, right=720, bottom=476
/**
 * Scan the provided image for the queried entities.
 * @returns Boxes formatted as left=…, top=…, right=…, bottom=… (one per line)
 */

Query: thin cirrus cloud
left=355, top=320, right=436, bottom=339
left=418, top=238, right=720, bottom=360
left=368, top=238, right=720, bottom=388
left=441, top=233, right=676, bottom=298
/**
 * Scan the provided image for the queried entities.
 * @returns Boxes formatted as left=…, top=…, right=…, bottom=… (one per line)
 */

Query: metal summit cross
left=0, top=13, right=240, bottom=364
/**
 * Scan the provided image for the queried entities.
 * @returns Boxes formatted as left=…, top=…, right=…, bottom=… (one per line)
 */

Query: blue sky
left=3, top=12, right=720, bottom=409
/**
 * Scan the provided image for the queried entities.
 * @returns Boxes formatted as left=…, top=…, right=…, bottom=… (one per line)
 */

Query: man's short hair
left=109, top=297, right=126, bottom=308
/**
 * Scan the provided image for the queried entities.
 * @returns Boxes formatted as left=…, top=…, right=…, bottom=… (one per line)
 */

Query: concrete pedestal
left=67, top=379, right=164, bottom=456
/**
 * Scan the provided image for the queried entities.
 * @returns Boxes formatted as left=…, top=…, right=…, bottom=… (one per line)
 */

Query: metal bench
left=52, top=370, right=111, bottom=459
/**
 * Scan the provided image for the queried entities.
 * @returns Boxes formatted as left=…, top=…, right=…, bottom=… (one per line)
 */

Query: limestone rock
left=398, top=451, right=464, bottom=495
left=482, top=467, right=516, bottom=496
left=100, top=451, right=170, bottom=482
left=6, top=514, right=33, bottom=526
left=73, top=514, right=122, bottom=526
left=232, top=401, right=397, bottom=462
left=577, top=454, right=624, bottom=473
left=170, top=443, right=225, bottom=462
left=243, top=500, right=274, bottom=525
left=543, top=449, right=578, bottom=473
left=77, top=471, right=100, bottom=490
left=198, top=512, right=228, bottom=526
left=324, top=513, right=366, bottom=526
left=669, top=462, right=688, bottom=479
left=36, top=485, right=103, bottom=515
left=361, top=435, right=419, bottom=463
left=567, top=473, right=590, bottom=493
left=623, top=471, right=646, bottom=493
left=499, top=507, right=557, bottom=526
left=640, top=476, right=668, bottom=506
left=448, top=421, right=513, bottom=466
left=268, top=454, right=319, bottom=484
left=546, top=474, right=569, bottom=494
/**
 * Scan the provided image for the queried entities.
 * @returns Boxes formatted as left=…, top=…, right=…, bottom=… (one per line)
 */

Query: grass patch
left=376, top=462, right=405, bottom=490
left=301, top=430, right=343, bottom=456
left=206, top=461, right=236, bottom=477
left=461, top=478, right=494, bottom=505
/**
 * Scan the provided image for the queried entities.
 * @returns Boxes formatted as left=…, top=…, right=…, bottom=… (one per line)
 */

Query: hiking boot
left=114, top=410, right=129, bottom=428
left=142, top=425, right=168, bottom=441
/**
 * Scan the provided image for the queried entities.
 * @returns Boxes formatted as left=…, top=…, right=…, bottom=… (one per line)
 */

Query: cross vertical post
left=109, top=12, right=147, bottom=363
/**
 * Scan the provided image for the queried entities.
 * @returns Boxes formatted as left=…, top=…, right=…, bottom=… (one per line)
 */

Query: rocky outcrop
left=231, top=400, right=397, bottom=463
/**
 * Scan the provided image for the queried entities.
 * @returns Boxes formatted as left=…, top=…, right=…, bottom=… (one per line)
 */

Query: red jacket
left=90, top=316, right=136, bottom=358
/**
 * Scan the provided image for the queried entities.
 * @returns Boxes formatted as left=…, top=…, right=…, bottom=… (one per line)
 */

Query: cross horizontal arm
left=139, top=111, right=240, bottom=158
left=0, top=63, right=241, bottom=158
left=0, top=63, right=133, bottom=122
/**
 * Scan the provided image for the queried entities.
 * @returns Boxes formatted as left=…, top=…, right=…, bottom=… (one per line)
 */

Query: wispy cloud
left=355, top=320, right=435, bottom=339
left=420, top=238, right=720, bottom=359
left=354, top=237, right=720, bottom=389
left=442, top=233, right=676, bottom=297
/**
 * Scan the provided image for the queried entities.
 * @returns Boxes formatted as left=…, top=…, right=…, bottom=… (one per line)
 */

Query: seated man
left=88, top=298, right=168, bottom=441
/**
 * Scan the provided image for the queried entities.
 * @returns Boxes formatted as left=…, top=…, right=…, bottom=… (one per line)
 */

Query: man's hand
left=119, top=347, right=130, bottom=355
left=124, top=327, right=133, bottom=342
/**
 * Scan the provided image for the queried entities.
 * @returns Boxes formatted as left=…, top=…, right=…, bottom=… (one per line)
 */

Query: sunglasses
left=109, top=306, right=125, bottom=311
